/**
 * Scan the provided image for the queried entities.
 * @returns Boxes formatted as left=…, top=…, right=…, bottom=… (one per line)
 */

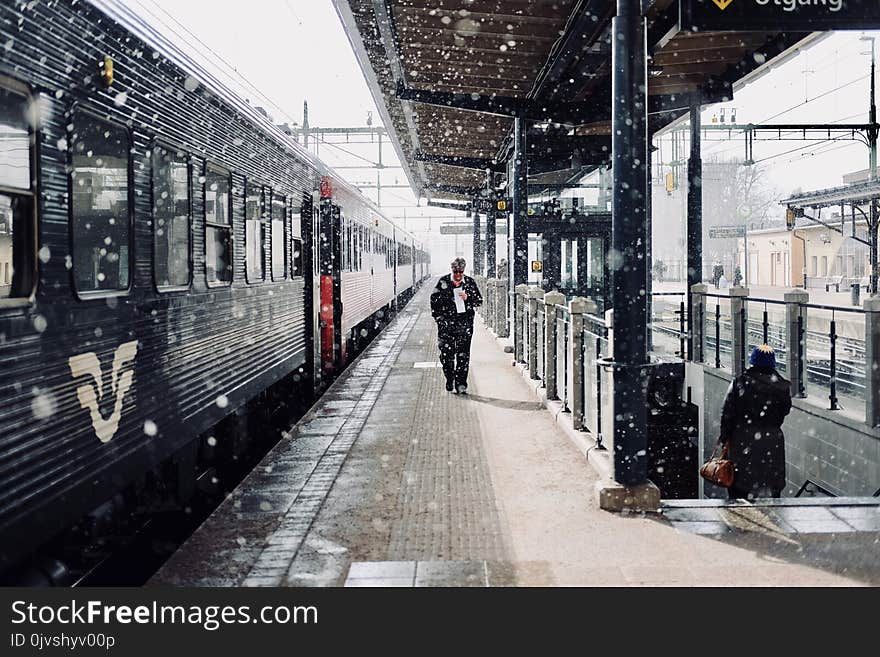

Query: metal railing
left=691, top=287, right=872, bottom=420
left=582, top=312, right=609, bottom=442
left=492, top=281, right=880, bottom=441
left=650, top=292, right=687, bottom=360
left=745, top=297, right=789, bottom=376
left=801, top=302, right=866, bottom=412
left=537, top=305, right=546, bottom=381
left=703, top=294, right=734, bottom=372
left=556, top=308, right=570, bottom=411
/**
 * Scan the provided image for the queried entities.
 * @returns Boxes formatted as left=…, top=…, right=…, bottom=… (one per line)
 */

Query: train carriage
left=0, top=0, right=428, bottom=578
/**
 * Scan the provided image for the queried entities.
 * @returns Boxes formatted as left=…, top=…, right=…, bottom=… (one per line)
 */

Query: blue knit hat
left=750, top=344, right=776, bottom=368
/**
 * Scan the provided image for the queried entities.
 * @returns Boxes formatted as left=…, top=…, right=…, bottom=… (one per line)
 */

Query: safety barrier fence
left=479, top=281, right=611, bottom=442
left=692, top=285, right=875, bottom=425
left=649, top=292, right=688, bottom=360
left=475, top=277, right=880, bottom=433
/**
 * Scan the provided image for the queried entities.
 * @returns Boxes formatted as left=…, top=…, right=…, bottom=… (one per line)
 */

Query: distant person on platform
left=430, top=257, right=483, bottom=394
left=718, top=272, right=730, bottom=289
left=719, top=344, right=792, bottom=500
left=733, top=265, right=743, bottom=287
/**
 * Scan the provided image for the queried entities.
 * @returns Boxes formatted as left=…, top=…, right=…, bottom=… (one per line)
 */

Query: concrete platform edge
left=498, top=341, right=612, bottom=480
left=482, top=319, right=660, bottom=513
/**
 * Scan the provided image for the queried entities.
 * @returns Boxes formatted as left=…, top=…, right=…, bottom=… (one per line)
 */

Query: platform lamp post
left=863, top=36, right=878, bottom=295
left=861, top=36, right=877, bottom=181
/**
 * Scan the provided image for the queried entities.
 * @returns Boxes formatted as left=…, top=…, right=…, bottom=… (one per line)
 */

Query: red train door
left=318, top=178, right=342, bottom=377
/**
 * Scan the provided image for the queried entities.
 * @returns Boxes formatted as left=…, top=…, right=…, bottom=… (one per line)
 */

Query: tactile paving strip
left=240, top=309, right=421, bottom=586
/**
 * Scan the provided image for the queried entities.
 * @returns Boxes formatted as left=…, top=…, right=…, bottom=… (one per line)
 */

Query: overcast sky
left=129, top=1, right=880, bottom=267
left=659, top=29, right=880, bottom=195
left=136, top=0, right=880, bottom=193
left=138, top=0, right=376, bottom=127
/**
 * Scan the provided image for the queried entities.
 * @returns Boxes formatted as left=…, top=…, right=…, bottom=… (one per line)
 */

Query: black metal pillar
left=486, top=210, right=496, bottom=277
left=610, top=0, right=648, bottom=485
left=472, top=207, right=482, bottom=275
left=509, top=116, right=529, bottom=325
left=686, top=103, right=703, bottom=357
left=646, top=141, right=654, bottom=351
left=872, top=200, right=878, bottom=295
left=543, top=228, right=560, bottom=293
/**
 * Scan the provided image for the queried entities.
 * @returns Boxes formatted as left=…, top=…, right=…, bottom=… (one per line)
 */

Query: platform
left=151, top=286, right=880, bottom=587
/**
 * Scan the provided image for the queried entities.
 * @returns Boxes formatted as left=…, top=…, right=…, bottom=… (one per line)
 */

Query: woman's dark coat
left=720, top=365, right=792, bottom=493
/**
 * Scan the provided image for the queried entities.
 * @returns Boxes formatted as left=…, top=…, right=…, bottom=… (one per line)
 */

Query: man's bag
left=699, top=442, right=734, bottom=488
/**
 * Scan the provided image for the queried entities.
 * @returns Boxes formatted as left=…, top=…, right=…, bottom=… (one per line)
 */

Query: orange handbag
left=700, top=442, right=734, bottom=488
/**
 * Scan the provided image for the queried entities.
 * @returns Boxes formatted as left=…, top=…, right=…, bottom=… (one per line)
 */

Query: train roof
left=85, top=0, right=422, bottom=247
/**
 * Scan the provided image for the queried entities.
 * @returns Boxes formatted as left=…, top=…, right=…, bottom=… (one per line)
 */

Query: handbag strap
left=711, top=440, right=729, bottom=459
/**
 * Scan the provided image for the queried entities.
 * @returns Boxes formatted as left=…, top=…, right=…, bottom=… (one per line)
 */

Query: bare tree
left=702, top=158, right=780, bottom=280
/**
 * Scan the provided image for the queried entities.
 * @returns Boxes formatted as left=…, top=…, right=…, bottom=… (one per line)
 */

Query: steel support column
left=509, top=117, right=529, bottom=337
left=687, top=104, right=703, bottom=358
left=486, top=211, right=496, bottom=277
left=543, top=228, right=561, bottom=293
left=872, top=200, right=878, bottom=295
left=472, top=209, right=482, bottom=275
left=610, top=0, right=648, bottom=485
left=646, top=142, right=654, bottom=352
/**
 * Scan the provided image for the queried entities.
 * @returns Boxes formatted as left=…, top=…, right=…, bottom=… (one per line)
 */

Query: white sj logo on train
left=67, top=340, right=138, bottom=443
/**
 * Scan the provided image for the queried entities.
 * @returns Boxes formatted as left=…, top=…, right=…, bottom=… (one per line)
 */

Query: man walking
left=430, top=257, right=483, bottom=394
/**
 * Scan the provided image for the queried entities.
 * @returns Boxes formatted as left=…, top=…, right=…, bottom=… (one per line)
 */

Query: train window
left=245, top=182, right=265, bottom=283
left=292, top=237, right=303, bottom=278
left=152, top=144, right=190, bottom=289
left=70, top=111, right=131, bottom=295
left=0, top=80, right=36, bottom=300
left=205, top=165, right=232, bottom=285
left=291, top=202, right=303, bottom=278
left=271, top=191, right=286, bottom=281
left=353, top=224, right=358, bottom=272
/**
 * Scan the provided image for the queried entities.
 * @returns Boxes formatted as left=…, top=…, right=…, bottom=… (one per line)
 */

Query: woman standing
left=719, top=344, right=792, bottom=499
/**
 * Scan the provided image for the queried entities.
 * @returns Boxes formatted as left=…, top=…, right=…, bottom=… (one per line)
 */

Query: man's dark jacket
left=720, top=365, right=792, bottom=493
left=430, top=274, right=483, bottom=327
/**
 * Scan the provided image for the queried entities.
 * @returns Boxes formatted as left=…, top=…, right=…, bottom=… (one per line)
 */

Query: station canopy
left=335, top=0, right=814, bottom=200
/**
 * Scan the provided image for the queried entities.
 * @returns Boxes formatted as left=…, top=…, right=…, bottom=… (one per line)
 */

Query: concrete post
left=570, top=296, right=597, bottom=431
left=785, top=289, right=809, bottom=398
left=690, top=283, right=708, bottom=363
left=528, top=287, right=544, bottom=378
left=544, top=291, right=565, bottom=399
left=487, top=278, right=496, bottom=332
left=729, top=285, right=749, bottom=376
left=865, top=296, right=880, bottom=427
left=515, top=283, right=529, bottom=362
left=496, top=278, right=509, bottom=338
left=489, top=278, right=498, bottom=333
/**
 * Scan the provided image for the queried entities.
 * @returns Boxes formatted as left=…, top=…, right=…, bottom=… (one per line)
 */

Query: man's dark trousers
left=438, top=318, right=473, bottom=388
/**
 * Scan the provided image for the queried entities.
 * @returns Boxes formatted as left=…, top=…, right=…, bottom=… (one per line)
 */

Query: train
left=0, top=0, right=429, bottom=579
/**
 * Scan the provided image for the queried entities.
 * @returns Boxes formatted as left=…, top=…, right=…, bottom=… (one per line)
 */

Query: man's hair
left=450, top=257, right=466, bottom=271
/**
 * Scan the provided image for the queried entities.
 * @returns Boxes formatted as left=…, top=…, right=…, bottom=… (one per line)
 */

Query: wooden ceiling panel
left=342, top=0, right=810, bottom=197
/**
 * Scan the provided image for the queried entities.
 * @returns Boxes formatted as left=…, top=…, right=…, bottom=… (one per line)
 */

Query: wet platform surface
left=152, top=286, right=880, bottom=587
